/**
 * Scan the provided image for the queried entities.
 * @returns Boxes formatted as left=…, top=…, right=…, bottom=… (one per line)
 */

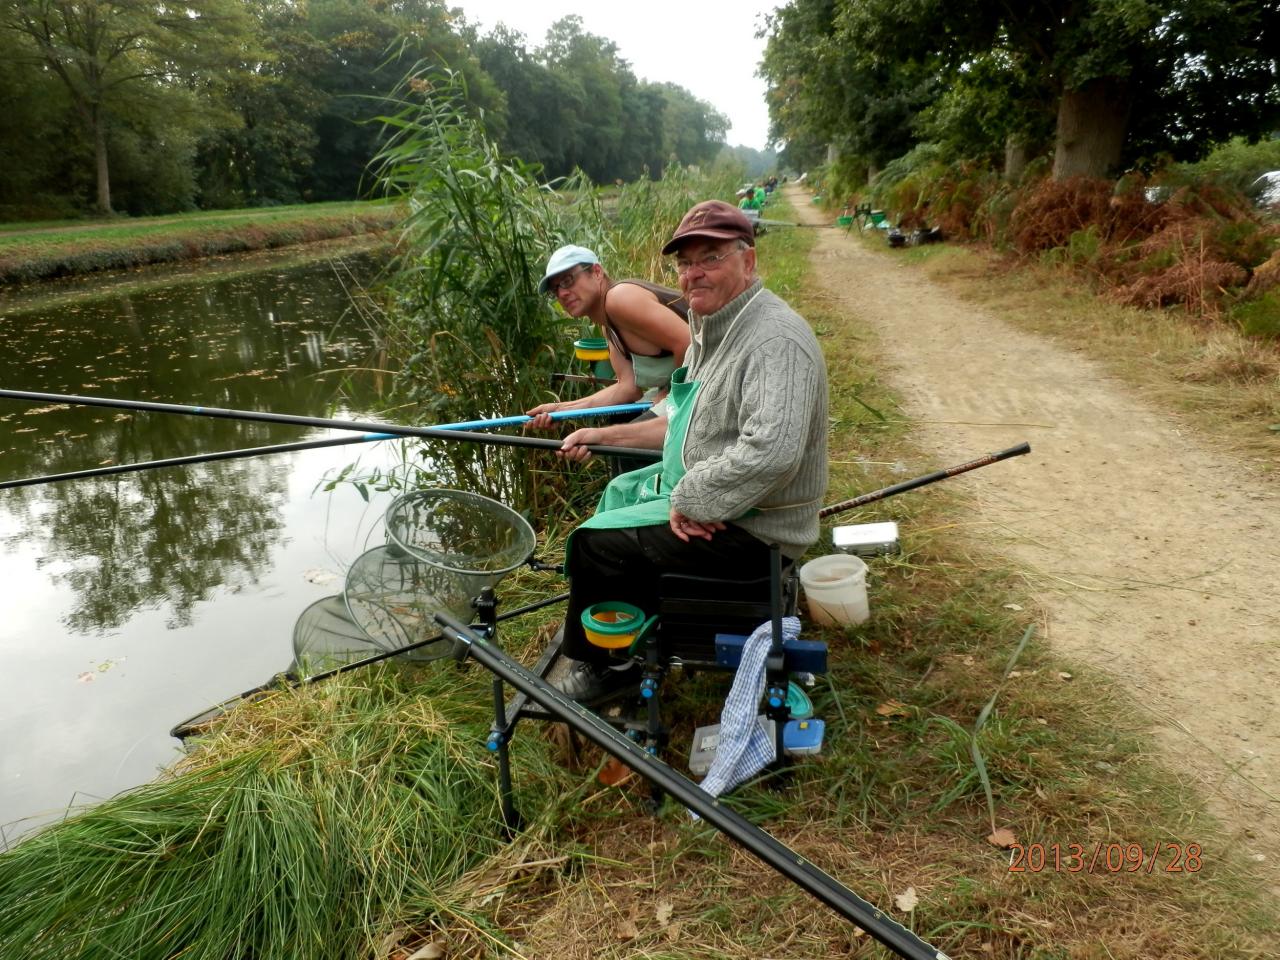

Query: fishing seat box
left=655, top=567, right=801, bottom=668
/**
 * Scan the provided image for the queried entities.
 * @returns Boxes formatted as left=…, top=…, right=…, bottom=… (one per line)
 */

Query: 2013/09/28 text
left=1008, top=842, right=1202, bottom=874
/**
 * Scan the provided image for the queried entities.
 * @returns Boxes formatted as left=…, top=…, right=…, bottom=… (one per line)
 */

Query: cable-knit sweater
left=669, top=278, right=828, bottom=558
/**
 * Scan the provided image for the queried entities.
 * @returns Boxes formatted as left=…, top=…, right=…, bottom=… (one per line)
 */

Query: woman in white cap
left=527, top=244, right=690, bottom=429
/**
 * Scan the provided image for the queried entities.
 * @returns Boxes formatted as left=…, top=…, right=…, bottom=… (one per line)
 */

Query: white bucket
left=799, top=554, right=870, bottom=627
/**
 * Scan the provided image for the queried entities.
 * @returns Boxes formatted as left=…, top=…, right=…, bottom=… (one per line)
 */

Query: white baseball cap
left=538, top=244, right=600, bottom=293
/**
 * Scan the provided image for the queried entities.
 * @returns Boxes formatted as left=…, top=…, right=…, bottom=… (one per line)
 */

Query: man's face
left=673, top=238, right=755, bottom=315
left=549, top=264, right=597, bottom=317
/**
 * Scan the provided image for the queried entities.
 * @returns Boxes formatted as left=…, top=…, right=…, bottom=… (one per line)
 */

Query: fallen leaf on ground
left=405, top=942, right=446, bottom=960
left=894, top=886, right=918, bottom=912
left=616, top=917, right=639, bottom=940
left=875, top=699, right=909, bottom=717
left=598, top=757, right=633, bottom=786
left=379, top=928, right=408, bottom=956
left=655, top=901, right=673, bottom=926
left=1002, top=603, right=1023, bottom=611
left=1058, top=672, right=1073, bottom=681
left=987, top=827, right=1018, bottom=848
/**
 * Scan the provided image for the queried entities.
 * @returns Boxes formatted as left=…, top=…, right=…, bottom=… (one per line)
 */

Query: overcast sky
left=450, top=1, right=779, bottom=150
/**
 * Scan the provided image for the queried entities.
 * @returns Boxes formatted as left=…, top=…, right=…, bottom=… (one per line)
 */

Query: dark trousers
left=563, top=522, right=773, bottom=664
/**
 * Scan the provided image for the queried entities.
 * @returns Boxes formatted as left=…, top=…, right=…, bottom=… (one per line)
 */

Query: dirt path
left=788, top=186, right=1280, bottom=881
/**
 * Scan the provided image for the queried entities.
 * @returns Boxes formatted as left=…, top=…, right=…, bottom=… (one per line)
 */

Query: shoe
left=552, top=658, right=639, bottom=703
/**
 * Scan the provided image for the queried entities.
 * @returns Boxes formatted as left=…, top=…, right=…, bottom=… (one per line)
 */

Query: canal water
left=0, top=242, right=408, bottom=843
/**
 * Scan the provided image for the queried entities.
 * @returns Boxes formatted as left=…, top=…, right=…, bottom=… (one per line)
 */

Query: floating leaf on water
left=21, top=405, right=70, bottom=416
left=76, top=672, right=94, bottom=684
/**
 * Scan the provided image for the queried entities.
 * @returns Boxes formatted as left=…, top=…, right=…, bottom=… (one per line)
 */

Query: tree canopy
left=760, top=0, right=1280, bottom=181
left=0, top=1, right=734, bottom=219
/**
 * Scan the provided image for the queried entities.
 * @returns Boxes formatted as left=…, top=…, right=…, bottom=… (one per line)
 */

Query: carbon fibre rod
left=0, top=432, right=395, bottom=491
left=819, top=442, right=1030, bottom=519
left=0, top=389, right=661, bottom=461
left=433, top=611, right=952, bottom=960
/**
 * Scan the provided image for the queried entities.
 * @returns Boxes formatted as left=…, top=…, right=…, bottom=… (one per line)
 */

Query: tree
left=1, top=0, right=257, bottom=214
left=300, top=0, right=501, bottom=201
left=829, top=0, right=1280, bottom=179
left=760, top=0, right=939, bottom=180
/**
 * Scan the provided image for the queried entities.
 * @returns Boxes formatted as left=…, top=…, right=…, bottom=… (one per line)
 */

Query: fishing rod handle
left=818, top=442, right=1030, bottom=520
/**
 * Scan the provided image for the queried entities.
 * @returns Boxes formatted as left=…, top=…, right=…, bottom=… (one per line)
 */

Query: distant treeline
left=0, top=1, right=768, bottom=221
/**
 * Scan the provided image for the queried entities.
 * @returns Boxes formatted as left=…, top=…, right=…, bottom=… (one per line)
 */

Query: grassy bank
left=473, top=203, right=1278, bottom=958
left=0, top=201, right=401, bottom=284
left=2, top=198, right=1276, bottom=958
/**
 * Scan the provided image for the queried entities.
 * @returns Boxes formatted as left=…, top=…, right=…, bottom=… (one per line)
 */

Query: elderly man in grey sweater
left=554, top=200, right=829, bottom=700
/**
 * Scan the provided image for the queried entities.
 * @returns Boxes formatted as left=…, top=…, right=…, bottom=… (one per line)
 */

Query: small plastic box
left=832, top=521, right=899, bottom=557
left=689, top=717, right=826, bottom=776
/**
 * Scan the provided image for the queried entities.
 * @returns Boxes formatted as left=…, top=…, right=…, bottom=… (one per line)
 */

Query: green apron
left=631, top=352, right=679, bottom=395
left=576, top=366, right=699, bottom=534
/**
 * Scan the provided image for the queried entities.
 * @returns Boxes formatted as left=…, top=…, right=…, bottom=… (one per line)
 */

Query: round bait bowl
left=581, top=601, right=649, bottom=650
left=574, top=337, right=610, bottom=361
left=836, top=215, right=854, bottom=226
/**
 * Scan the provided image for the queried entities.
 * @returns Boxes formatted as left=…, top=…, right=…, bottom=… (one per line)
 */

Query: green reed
left=368, top=65, right=743, bottom=521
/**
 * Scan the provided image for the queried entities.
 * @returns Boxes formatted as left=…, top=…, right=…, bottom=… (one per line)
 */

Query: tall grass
left=367, top=66, right=743, bottom=520
left=0, top=670, right=507, bottom=960
left=368, top=66, right=606, bottom=516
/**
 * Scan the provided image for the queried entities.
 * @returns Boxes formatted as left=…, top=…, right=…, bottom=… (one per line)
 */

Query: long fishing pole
left=0, top=389, right=661, bottom=461
left=819, top=442, right=1030, bottom=520
left=434, top=611, right=951, bottom=960
left=0, top=403, right=652, bottom=491
left=0, top=432, right=394, bottom=491
left=169, top=590, right=572, bottom=740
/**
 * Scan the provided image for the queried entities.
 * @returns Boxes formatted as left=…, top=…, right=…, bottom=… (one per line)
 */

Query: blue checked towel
left=696, top=616, right=801, bottom=809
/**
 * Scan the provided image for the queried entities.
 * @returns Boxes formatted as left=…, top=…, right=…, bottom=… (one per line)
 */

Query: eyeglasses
left=546, top=265, right=591, bottom=295
left=673, top=247, right=744, bottom=275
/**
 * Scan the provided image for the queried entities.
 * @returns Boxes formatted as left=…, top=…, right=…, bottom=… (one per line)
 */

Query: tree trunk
left=93, top=105, right=112, bottom=215
left=1052, top=78, right=1131, bottom=181
left=1003, top=137, right=1028, bottom=182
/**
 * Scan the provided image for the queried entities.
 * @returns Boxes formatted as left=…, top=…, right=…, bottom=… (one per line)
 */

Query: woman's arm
left=525, top=336, right=640, bottom=427
left=603, top=283, right=690, bottom=366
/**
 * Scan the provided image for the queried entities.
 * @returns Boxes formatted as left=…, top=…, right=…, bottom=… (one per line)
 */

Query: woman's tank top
left=603, top=280, right=689, bottom=391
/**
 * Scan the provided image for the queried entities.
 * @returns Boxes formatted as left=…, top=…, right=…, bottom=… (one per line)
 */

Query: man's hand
left=669, top=507, right=725, bottom=542
left=558, top=426, right=603, bottom=462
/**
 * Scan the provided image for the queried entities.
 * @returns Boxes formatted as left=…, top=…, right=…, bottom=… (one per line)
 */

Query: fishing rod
left=434, top=611, right=951, bottom=960
left=0, top=403, right=652, bottom=491
left=169, top=589, right=572, bottom=740
left=0, top=432, right=393, bottom=491
left=0, top=389, right=661, bottom=462
left=819, top=442, right=1030, bottom=520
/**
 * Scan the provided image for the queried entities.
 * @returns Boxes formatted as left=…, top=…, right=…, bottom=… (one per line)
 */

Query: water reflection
left=0, top=246, right=396, bottom=838
left=0, top=255, right=384, bottom=631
